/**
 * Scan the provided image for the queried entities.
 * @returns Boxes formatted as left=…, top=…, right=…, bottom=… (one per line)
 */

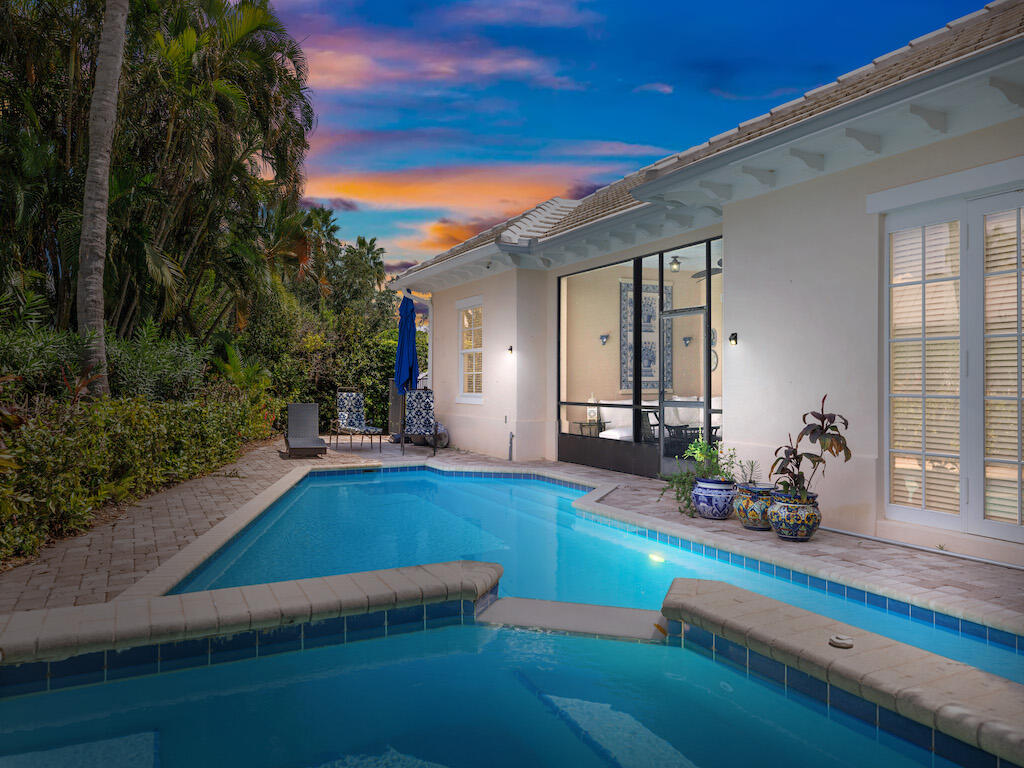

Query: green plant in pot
left=732, top=459, right=775, bottom=531
left=768, top=395, right=852, bottom=541
left=682, top=435, right=737, bottom=520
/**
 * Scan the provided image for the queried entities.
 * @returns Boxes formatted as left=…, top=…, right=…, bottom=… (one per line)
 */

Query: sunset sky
left=280, top=0, right=982, bottom=273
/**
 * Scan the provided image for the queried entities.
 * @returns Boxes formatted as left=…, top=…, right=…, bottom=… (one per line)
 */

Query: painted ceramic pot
left=691, top=478, right=736, bottom=520
left=767, top=491, right=821, bottom=541
left=733, top=483, right=775, bottom=530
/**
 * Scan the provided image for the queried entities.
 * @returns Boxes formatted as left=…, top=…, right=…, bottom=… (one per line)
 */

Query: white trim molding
left=866, top=154, right=1024, bottom=213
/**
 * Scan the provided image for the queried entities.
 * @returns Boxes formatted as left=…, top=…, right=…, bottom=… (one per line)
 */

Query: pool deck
left=0, top=439, right=1022, bottom=639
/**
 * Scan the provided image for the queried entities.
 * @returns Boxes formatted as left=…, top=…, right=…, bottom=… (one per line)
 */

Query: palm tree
left=76, top=0, right=131, bottom=394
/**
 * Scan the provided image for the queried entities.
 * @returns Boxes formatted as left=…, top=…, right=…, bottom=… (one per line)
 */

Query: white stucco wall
left=723, top=116, right=1024, bottom=564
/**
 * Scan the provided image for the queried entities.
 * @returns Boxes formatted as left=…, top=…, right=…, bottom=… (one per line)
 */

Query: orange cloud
left=393, top=216, right=505, bottom=255
left=304, top=162, right=614, bottom=217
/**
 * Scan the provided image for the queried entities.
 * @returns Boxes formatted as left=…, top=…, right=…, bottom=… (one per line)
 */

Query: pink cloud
left=438, top=0, right=602, bottom=28
left=633, top=82, right=674, bottom=95
left=300, top=24, right=582, bottom=92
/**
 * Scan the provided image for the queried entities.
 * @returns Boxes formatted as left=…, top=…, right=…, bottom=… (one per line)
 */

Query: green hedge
left=0, top=385, right=278, bottom=561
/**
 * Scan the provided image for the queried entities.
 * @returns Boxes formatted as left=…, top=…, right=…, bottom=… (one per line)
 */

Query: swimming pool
left=0, top=625, right=955, bottom=768
left=172, top=469, right=1023, bottom=683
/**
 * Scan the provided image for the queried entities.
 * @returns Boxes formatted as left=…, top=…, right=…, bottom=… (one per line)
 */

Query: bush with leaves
left=0, top=383, right=278, bottom=561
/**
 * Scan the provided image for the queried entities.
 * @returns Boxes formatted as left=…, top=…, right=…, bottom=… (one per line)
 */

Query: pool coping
left=0, top=560, right=502, bottom=670
left=117, top=458, right=1023, bottom=645
left=661, top=578, right=1024, bottom=768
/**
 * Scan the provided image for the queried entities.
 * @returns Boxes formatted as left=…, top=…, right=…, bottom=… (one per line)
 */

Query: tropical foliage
left=770, top=395, right=852, bottom=499
left=0, top=1, right=419, bottom=561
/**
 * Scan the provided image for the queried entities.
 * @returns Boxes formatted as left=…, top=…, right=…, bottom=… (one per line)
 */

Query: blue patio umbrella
left=394, top=293, right=419, bottom=394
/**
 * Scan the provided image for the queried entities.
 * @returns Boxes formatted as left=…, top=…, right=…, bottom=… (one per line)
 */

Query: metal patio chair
left=332, top=389, right=383, bottom=452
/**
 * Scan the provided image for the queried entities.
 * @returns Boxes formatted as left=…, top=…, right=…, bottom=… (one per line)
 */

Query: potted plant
left=683, top=435, right=737, bottom=519
left=768, top=396, right=852, bottom=541
left=732, top=460, right=774, bottom=531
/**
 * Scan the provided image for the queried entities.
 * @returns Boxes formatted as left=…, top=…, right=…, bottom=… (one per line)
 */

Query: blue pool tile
left=460, top=600, right=475, bottom=623
left=935, top=612, right=960, bottom=632
left=704, top=546, right=718, bottom=560
left=786, top=668, right=827, bottom=706
left=961, top=620, right=987, bottom=640
left=865, top=591, right=887, bottom=610
left=426, top=600, right=462, bottom=627
left=107, top=645, right=158, bottom=680
left=656, top=531, right=668, bottom=544
left=748, top=650, right=785, bottom=687
left=846, top=587, right=866, bottom=604
left=887, top=599, right=911, bottom=617
left=934, top=731, right=997, bottom=768
left=829, top=685, right=876, bottom=725
left=211, top=631, right=258, bottom=663
left=677, top=539, right=691, bottom=552
left=258, top=625, right=302, bottom=655
left=988, top=627, right=1016, bottom=651
left=808, top=576, right=827, bottom=593
left=50, top=651, right=105, bottom=689
left=388, top=606, right=425, bottom=635
left=878, top=708, right=932, bottom=751
left=828, top=704, right=877, bottom=741
left=683, top=624, right=713, bottom=652
left=159, top=638, right=209, bottom=671
left=910, top=605, right=934, bottom=626
left=691, top=543, right=703, bottom=556
left=744, top=557, right=760, bottom=572
left=774, top=566, right=791, bottom=581
left=0, top=662, right=48, bottom=697
left=826, top=581, right=845, bottom=597
left=759, top=561, right=774, bottom=576
left=668, top=536, right=681, bottom=549
left=347, top=611, right=386, bottom=641
left=714, top=636, right=747, bottom=669
left=304, top=617, right=346, bottom=648
left=790, top=571, right=809, bottom=587
left=716, top=549, right=730, bottom=563
left=665, top=620, right=682, bottom=637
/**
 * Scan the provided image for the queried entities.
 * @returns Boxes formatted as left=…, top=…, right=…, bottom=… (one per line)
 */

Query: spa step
left=476, top=597, right=668, bottom=642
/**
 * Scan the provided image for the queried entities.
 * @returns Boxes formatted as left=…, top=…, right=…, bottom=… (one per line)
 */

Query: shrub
left=0, top=383, right=279, bottom=561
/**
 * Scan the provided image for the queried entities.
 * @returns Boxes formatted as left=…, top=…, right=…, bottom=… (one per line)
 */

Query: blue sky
left=277, top=0, right=984, bottom=272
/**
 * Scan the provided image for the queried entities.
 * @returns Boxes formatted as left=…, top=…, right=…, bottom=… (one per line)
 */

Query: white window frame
left=883, top=190, right=1024, bottom=544
left=456, top=296, right=483, bottom=404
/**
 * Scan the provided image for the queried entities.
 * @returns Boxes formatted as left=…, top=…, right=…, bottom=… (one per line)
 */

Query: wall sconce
left=599, top=334, right=609, bottom=346
left=507, top=345, right=514, bottom=354
left=669, top=256, right=680, bottom=273
left=682, top=336, right=692, bottom=347
left=728, top=332, right=738, bottom=346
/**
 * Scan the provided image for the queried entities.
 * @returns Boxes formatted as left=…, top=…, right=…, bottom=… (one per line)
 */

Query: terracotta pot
left=733, top=483, right=775, bottom=530
left=767, top=490, right=821, bottom=541
left=690, top=478, right=736, bottom=520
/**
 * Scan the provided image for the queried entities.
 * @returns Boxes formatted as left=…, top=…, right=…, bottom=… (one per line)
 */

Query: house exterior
left=392, top=0, right=1024, bottom=566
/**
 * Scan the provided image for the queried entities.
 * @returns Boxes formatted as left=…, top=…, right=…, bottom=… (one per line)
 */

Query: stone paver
left=1, top=440, right=1022, bottom=630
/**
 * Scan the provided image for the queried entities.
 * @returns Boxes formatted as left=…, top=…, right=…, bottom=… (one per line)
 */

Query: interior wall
left=723, top=116, right=1024, bottom=564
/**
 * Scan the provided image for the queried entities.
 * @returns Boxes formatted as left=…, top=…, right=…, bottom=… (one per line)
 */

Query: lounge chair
left=285, top=403, right=327, bottom=458
left=401, top=388, right=439, bottom=456
left=332, top=390, right=383, bottom=452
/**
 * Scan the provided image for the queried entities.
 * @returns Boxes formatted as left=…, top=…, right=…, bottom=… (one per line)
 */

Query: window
left=982, top=205, right=1023, bottom=526
left=458, top=300, right=483, bottom=400
left=888, top=221, right=961, bottom=515
left=886, top=190, right=1024, bottom=543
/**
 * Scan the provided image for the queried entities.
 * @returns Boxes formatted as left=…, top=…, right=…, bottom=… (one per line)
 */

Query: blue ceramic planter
left=767, top=491, right=821, bottom=541
left=691, top=478, right=736, bottom=519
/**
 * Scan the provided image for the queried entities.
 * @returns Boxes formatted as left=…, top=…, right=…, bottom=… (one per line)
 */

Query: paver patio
left=0, top=440, right=1021, bottom=632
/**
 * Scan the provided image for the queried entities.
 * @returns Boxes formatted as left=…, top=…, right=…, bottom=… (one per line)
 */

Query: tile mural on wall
left=619, top=281, right=672, bottom=391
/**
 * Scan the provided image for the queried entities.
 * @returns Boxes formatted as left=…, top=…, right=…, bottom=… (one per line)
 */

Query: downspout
left=426, top=294, right=434, bottom=389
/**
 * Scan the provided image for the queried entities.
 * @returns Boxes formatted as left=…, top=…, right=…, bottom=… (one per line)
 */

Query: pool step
left=476, top=597, right=669, bottom=643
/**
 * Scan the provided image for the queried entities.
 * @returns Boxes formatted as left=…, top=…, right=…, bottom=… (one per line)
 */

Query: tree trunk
left=75, top=0, right=131, bottom=395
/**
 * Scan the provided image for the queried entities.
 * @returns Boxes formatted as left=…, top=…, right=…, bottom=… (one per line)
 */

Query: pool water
left=0, top=626, right=956, bottom=768
left=173, top=471, right=1024, bottom=683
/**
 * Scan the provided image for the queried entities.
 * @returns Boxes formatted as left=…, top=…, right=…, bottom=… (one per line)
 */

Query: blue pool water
left=0, top=626, right=956, bottom=768
left=174, top=471, right=1024, bottom=683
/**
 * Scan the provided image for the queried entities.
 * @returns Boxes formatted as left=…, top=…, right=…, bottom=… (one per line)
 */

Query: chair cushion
left=405, top=389, right=435, bottom=435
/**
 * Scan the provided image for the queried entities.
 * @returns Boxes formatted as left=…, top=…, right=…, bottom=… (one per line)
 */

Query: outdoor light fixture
left=599, top=334, right=609, bottom=345
left=682, top=336, right=692, bottom=347
left=729, top=332, right=738, bottom=346
left=669, top=256, right=680, bottom=272
left=507, top=345, right=513, bottom=354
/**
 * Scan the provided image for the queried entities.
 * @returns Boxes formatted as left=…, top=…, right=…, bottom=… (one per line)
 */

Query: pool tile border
left=0, top=593, right=491, bottom=699
left=0, top=561, right=502, bottom=673
left=662, top=578, right=1024, bottom=768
